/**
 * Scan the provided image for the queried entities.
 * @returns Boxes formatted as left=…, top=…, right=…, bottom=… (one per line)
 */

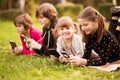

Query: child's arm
left=56, top=36, right=64, bottom=55
left=83, top=34, right=116, bottom=66
left=28, top=28, right=43, bottom=50
left=9, top=40, right=23, bottom=54
left=22, top=28, right=43, bottom=55
left=20, top=35, right=35, bottom=55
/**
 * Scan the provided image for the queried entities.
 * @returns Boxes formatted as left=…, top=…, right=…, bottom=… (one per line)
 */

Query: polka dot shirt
left=83, top=31, right=120, bottom=66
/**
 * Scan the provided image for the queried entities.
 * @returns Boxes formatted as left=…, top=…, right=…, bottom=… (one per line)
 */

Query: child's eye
left=38, top=16, right=43, bottom=19
left=39, top=17, right=43, bottom=19
left=66, top=27, right=70, bottom=29
left=40, top=16, right=43, bottom=19
left=17, top=26, right=21, bottom=27
left=17, top=24, right=22, bottom=27
left=83, top=24, right=88, bottom=26
left=61, top=28, right=64, bottom=30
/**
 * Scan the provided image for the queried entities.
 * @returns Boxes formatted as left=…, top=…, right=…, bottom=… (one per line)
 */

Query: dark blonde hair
left=56, top=16, right=75, bottom=29
left=78, top=6, right=107, bottom=44
left=36, top=3, right=58, bottom=21
left=53, top=16, right=81, bottom=40
left=14, top=13, right=33, bottom=30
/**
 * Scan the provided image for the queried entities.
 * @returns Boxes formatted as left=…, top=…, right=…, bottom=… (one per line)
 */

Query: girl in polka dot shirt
left=69, top=6, right=120, bottom=66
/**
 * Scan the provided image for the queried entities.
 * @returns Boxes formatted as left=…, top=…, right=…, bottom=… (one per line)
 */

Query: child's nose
left=16, top=27, right=18, bottom=30
left=81, top=27, right=85, bottom=31
left=63, top=29, right=67, bottom=32
left=16, top=28, right=19, bottom=32
left=38, top=19, right=41, bottom=22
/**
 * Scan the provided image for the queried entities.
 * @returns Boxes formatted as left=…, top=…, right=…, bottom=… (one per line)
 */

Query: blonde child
left=12, top=13, right=42, bottom=55
left=51, top=16, right=84, bottom=63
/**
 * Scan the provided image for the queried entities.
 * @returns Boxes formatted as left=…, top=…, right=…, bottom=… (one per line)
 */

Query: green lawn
left=0, top=19, right=120, bottom=80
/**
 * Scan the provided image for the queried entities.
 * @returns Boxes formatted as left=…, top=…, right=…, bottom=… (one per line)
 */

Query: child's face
left=38, top=15, right=51, bottom=28
left=16, top=24, right=27, bottom=34
left=78, top=18, right=98, bottom=35
left=59, top=26, right=75, bottom=39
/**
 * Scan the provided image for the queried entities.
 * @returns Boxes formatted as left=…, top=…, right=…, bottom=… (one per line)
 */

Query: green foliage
left=25, top=0, right=38, bottom=16
left=0, top=20, right=120, bottom=80
left=56, top=4, right=83, bottom=21
left=0, top=9, right=24, bottom=21
left=98, top=3, right=114, bottom=21
left=0, top=0, right=7, bottom=9
left=36, top=0, right=59, bottom=5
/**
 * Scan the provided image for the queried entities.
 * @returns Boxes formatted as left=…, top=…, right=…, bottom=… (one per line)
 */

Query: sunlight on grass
left=0, top=20, right=120, bottom=80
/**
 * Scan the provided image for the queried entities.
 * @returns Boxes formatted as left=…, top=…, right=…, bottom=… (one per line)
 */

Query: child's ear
left=26, top=28, right=30, bottom=32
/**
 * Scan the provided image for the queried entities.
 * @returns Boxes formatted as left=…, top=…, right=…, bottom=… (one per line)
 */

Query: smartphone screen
left=9, top=40, right=17, bottom=49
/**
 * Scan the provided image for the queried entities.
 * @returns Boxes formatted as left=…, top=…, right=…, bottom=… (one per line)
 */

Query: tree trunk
left=8, top=0, right=12, bottom=9
left=101, top=0, right=107, bottom=4
left=19, top=0, right=25, bottom=10
left=61, top=0, right=66, bottom=5
left=112, top=0, right=117, bottom=5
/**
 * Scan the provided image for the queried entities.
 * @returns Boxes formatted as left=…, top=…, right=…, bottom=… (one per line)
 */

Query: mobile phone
left=61, top=51, right=69, bottom=58
left=9, top=40, right=17, bottom=49
left=21, top=34, right=30, bottom=44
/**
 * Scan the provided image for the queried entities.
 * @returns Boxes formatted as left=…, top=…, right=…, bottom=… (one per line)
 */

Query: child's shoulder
left=30, top=27, right=42, bottom=36
left=72, top=34, right=83, bottom=43
left=57, top=36, right=62, bottom=40
left=103, top=31, right=116, bottom=40
left=73, top=34, right=82, bottom=39
left=102, top=31, right=118, bottom=43
left=30, top=27, right=42, bottom=33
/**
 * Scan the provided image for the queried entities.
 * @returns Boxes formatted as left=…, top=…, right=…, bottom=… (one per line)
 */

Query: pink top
left=20, top=27, right=43, bottom=55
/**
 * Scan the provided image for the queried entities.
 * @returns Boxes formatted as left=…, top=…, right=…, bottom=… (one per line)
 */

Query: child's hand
left=26, top=41, right=30, bottom=48
left=69, top=56, right=87, bottom=66
left=10, top=47, right=16, bottom=53
left=59, top=55, right=69, bottom=63
left=28, top=39, right=42, bottom=50
left=50, top=55, right=59, bottom=61
left=14, top=46, right=22, bottom=54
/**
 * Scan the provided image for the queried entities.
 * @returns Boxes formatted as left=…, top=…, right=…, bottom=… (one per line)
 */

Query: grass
left=0, top=19, right=120, bottom=80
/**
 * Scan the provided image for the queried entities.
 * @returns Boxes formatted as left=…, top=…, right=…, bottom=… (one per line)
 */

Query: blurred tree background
left=0, top=0, right=120, bottom=21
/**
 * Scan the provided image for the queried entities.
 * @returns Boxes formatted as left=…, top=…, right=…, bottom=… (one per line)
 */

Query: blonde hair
left=36, top=3, right=58, bottom=21
left=53, top=16, right=81, bottom=41
left=56, top=16, right=75, bottom=29
left=14, top=13, right=32, bottom=30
